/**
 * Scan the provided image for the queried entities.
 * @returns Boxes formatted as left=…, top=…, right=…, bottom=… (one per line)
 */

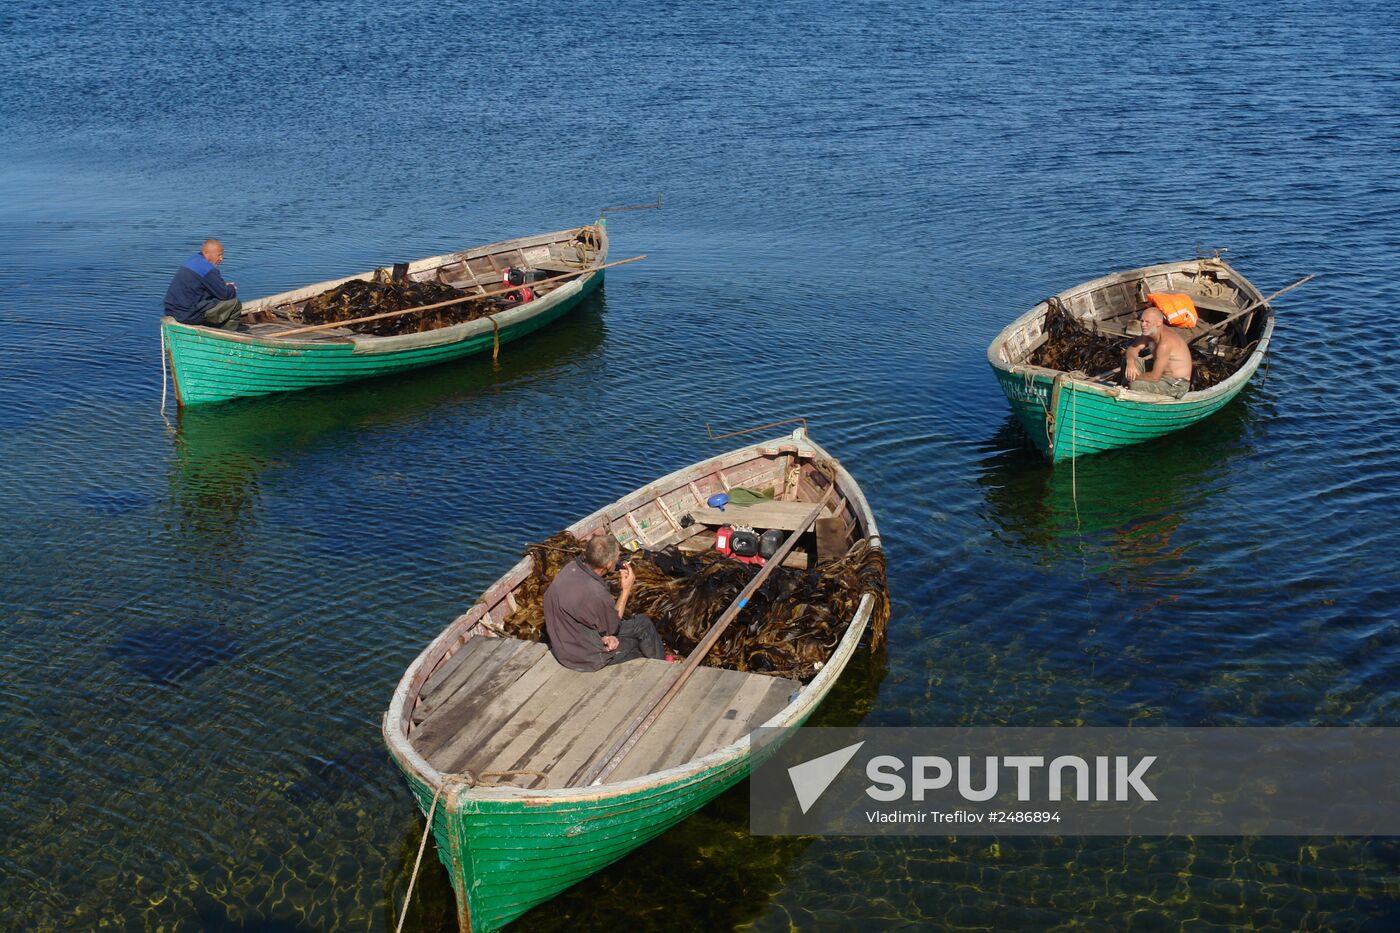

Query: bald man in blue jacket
left=164, top=239, right=243, bottom=329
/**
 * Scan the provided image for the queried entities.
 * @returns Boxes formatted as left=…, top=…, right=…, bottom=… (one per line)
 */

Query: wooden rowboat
left=161, top=221, right=609, bottom=406
left=381, top=429, right=882, bottom=932
left=987, top=257, right=1276, bottom=464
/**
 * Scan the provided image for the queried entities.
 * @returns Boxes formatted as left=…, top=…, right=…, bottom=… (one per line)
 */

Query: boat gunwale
left=382, top=429, right=881, bottom=803
left=158, top=221, right=608, bottom=352
left=986, top=257, right=1275, bottom=406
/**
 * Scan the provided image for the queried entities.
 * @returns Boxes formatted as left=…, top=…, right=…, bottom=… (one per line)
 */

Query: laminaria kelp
left=1028, top=298, right=1242, bottom=391
left=502, top=531, right=890, bottom=682
left=297, top=277, right=512, bottom=337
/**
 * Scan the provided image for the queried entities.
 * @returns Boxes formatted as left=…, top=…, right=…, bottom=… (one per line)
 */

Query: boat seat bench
left=686, top=499, right=835, bottom=531
left=409, top=637, right=800, bottom=787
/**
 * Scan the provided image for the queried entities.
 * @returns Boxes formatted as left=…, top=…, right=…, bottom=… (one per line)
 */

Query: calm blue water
left=2, top=1, right=1398, bottom=929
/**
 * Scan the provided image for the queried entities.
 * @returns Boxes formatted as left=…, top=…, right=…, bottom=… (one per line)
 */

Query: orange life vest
left=1146, top=292, right=1199, bottom=328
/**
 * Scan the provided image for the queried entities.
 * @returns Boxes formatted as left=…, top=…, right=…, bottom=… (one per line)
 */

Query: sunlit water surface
left=2, top=0, right=1397, bottom=929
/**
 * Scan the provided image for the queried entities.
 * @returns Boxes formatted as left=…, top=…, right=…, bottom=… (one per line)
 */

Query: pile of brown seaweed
left=298, top=277, right=510, bottom=337
left=501, top=531, right=890, bottom=682
left=1027, top=298, right=1242, bottom=391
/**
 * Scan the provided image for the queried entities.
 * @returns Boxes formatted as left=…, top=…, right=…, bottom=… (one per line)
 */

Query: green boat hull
left=162, top=273, right=601, bottom=407
left=397, top=741, right=757, bottom=932
left=991, top=364, right=1255, bottom=463
left=987, top=258, right=1274, bottom=464
left=384, top=432, right=880, bottom=931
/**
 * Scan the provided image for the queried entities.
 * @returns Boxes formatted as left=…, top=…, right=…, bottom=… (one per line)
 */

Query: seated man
left=544, top=535, right=665, bottom=672
left=1124, top=306, right=1192, bottom=398
left=163, top=239, right=243, bottom=330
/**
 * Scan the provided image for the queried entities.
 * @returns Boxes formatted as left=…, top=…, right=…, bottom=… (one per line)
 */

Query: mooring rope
left=395, top=768, right=550, bottom=932
left=396, top=780, right=449, bottom=933
left=1070, top=379, right=1080, bottom=527
left=160, top=331, right=168, bottom=416
left=159, top=329, right=174, bottom=431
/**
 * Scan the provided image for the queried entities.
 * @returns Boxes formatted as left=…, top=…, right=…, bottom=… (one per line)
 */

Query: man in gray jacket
left=544, top=535, right=666, bottom=672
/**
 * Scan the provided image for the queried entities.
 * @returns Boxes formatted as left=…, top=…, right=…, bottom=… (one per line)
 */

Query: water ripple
left=2, top=0, right=1398, bottom=930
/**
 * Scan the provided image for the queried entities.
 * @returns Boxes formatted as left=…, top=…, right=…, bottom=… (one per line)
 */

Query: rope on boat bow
left=160, top=330, right=168, bottom=420
left=1071, top=379, right=1080, bottom=524
left=395, top=768, right=553, bottom=932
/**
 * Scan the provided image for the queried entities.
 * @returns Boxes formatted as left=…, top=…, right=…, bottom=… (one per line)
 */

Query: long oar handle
left=1188, top=274, right=1313, bottom=346
left=580, top=489, right=837, bottom=788
left=264, top=254, right=646, bottom=338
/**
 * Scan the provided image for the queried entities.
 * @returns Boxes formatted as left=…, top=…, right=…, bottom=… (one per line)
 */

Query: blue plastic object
left=707, top=492, right=729, bottom=511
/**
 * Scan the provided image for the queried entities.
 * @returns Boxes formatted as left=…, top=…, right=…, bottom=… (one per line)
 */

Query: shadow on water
left=183, top=905, right=319, bottom=933
left=70, top=489, right=154, bottom=515
left=107, top=620, right=241, bottom=685
left=283, top=745, right=393, bottom=807
left=975, top=392, right=1259, bottom=581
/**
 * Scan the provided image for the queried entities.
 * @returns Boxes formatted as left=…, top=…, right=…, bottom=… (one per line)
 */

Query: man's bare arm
left=615, top=563, right=635, bottom=618
left=1124, top=336, right=1150, bottom=381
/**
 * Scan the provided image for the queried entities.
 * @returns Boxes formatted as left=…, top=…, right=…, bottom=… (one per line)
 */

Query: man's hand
left=602, top=635, right=620, bottom=652
left=1125, top=360, right=1141, bottom=382
left=619, top=563, right=636, bottom=591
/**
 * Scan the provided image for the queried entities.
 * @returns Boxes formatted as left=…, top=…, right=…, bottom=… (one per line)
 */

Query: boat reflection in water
left=168, top=292, right=609, bottom=549
left=976, top=391, right=1261, bottom=583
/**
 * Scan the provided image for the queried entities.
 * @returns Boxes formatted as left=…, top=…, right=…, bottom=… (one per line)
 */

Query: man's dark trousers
left=604, top=614, right=666, bottom=665
left=199, top=298, right=243, bottom=330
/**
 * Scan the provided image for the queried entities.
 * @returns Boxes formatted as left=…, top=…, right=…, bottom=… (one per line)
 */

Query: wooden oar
left=1188, top=274, right=1313, bottom=347
left=265, top=254, right=647, bottom=338
left=578, top=490, right=836, bottom=788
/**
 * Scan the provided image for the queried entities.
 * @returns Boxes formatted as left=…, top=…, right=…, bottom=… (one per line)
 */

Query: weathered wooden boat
left=988, top=257, right=1276, bottom=464
left=161, top=221, right=609, bottom=406
left=382, top=429, right=882, bottom=932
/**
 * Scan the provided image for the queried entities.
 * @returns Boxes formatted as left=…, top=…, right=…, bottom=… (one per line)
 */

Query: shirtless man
left=1124, top=306, right=1193, bottom=398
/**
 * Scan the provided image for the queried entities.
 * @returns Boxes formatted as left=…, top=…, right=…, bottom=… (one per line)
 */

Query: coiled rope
left=572, top=226, right=601, bottom=267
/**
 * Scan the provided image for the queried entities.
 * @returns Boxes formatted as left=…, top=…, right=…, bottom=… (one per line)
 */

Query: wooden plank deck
left=410, top=636, right=801, bottom=788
